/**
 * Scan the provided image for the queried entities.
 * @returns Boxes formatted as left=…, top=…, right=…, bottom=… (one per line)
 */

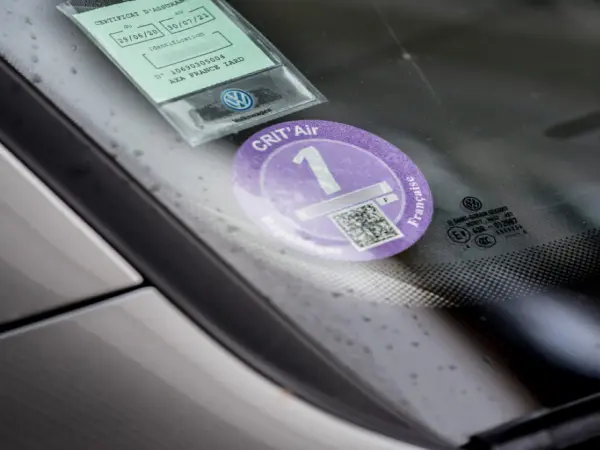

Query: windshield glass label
left=233, top=120, right=434, bottom=261
left=446, top=198, right=528, bottom=250
left=74, top=0, right=276, bottom=103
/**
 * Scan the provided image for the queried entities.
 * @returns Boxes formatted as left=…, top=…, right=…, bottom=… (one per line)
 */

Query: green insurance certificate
left=74, top=0, right=276, bottom=103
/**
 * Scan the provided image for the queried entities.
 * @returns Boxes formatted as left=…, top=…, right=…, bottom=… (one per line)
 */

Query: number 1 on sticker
left=293, top=146, right=341, bottom=195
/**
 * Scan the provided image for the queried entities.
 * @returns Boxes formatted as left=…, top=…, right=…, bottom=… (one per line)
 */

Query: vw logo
left=461, top=196, right=483, bottom=212
left=221, top=89, right=254, bottom=112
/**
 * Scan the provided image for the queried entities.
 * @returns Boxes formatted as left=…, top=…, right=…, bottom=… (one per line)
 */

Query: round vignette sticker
left=233, top=120, right=434, bottom=261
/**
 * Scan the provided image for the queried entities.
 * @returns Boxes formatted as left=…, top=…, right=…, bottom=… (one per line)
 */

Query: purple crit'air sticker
left=233, top=120, right=433, bottom=261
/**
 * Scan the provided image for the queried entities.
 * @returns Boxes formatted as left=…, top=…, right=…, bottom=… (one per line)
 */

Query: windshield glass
left=3, top=0, right=600, bottom=445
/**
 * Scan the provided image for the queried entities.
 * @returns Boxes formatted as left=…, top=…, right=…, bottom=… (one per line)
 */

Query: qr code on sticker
left=330, top=201, right=403, bottom=251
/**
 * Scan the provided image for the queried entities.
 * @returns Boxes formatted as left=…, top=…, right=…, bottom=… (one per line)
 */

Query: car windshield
left=3, top=0, right=600, bottom=445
